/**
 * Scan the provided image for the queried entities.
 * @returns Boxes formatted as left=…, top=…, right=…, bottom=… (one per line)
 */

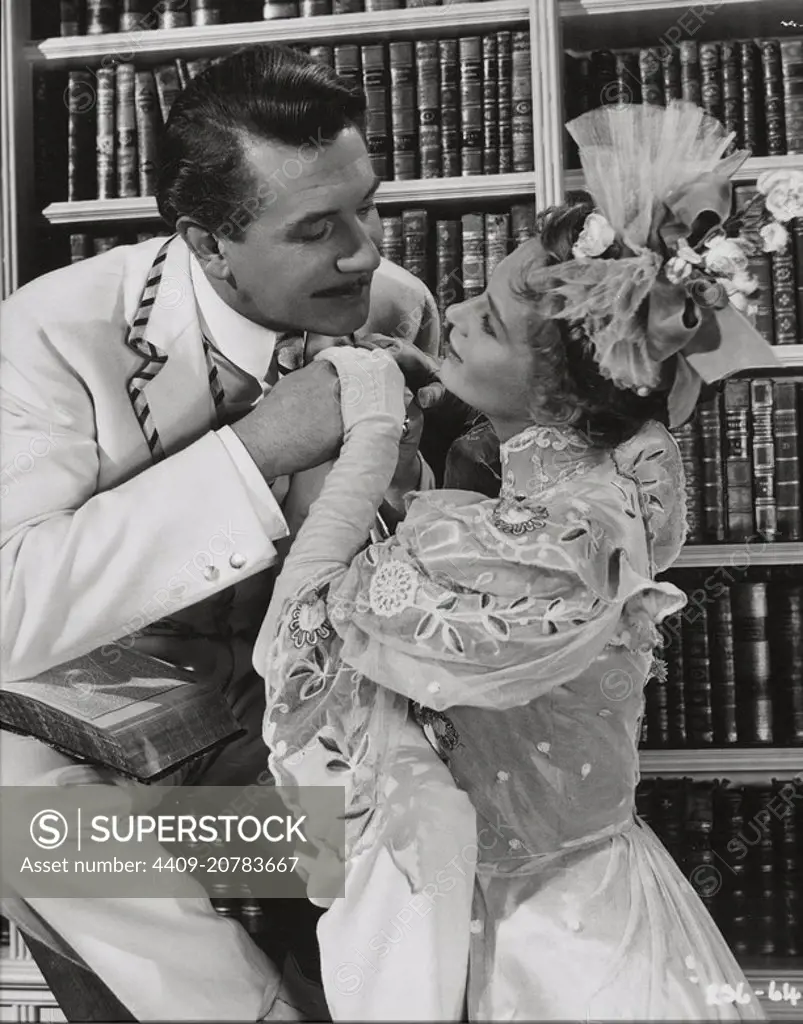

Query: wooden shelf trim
left=560, top=0, right=794, bottom=17
left=26, top=0, right=530, bottom=63
left=673, top=540, right=803, bottom=567
left=639, top=749, right=803, bottom=777
left=41, top=172, right=537, bottom=223
left=566, top=155, right=803, bottom=193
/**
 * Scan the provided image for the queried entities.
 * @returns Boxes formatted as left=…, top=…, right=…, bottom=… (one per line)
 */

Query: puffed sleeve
left=328, top=475, right=687, bottom=712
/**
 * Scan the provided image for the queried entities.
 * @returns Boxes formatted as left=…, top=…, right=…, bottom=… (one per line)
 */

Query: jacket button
left=202, top=565, right=220, bottom=581
left=229, top=553, right=247, bottom=569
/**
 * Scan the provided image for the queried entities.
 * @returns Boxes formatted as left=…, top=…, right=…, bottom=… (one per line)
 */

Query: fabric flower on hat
left=702, top=236, right=748, bottom=277
left=759, top=221, right=789, bottom=253
left=572, top=212, right=616, bottom=260
left=756, top=168, right=803, bottom=223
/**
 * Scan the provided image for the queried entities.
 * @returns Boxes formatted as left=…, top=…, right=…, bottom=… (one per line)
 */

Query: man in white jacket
left=0, top=44, right=439, bottom=1021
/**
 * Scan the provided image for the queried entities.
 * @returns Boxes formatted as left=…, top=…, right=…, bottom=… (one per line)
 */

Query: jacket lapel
left=125, top=237, right=217, bottom=460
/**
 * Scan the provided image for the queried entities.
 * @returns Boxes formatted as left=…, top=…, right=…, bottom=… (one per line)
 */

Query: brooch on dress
left=287, top=596, right=333, bottom=648
left=412, top=702, right=461, bottom=761
left=490, top=496, right=548, bottom=536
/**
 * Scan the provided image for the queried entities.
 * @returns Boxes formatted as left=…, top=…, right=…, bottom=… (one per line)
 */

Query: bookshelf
left=1, top=0, right=802, bottom=1019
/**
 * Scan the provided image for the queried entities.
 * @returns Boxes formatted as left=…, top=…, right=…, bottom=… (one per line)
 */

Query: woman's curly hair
left=513, top=192, right=671, bottom=449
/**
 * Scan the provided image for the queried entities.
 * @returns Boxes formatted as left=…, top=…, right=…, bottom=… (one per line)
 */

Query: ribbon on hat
left=643, top=170, right=781, bottom=426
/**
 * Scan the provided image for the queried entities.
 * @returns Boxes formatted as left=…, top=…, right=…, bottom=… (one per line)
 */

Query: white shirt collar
left=190, top=255, right=277, bottom=380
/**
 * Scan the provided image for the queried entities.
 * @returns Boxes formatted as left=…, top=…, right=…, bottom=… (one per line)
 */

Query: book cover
left=615, top=51, right=641, bottom=106
left=459, top=37, right=483, bottom=176
left=497, top=31, right=513, bottom=174
left=485, top=212, right=510, bottom=280
left=740, top=40, right=764, bottom=157
left=664, top=614, right=687, bottom=747
left=301, top=0, right=332, bottom=14
left=402, top=208, right=428, bottom=284
left=709, top=589, right=738, bottom=746
left=154, top=63, right=182, bottom=124
left=699, top=42, right=722, bottom=125
left=381, top=215, right=403, bottom=266
left=461, top=212, right=485, bottom=299
left=771, top=237, right=800, bottom=344
left=510, top=201, right=535, bottom=247
left=722, top=379, right=755, bottom=542
left=511, top=31, right=533, bottom=173
left=96, top=66, right=116, bottom=200
left=768, top=582, right=803, bottom=746
left=361, top=43, right=390, bottom=180
left=134, top=70, right=160, bottom=197
left=390, top=41, right=417, bottom=181
left=416, top=40, right=441, bottom=179
left=749, top=378, right=778, bottom=542
left=334, top=44, right=361, bottom=94
left=439, top=39, right=460, bottom=178
left=86, top=0, right=118, bottom=34
left=662, top=46, right=681, bottom=102
left=672, top=417, right=704, bottom=544
left=59, top=0, right=82, bottom=35
left=116, top=64, right=138, bottom=200
left=780, top=38, right=803, bottom=154
left=67, top=71, right=96, bottom=202
left=720, top=40, right=742, bottom=151
left=435, top=219, right=461, bottom=344
left=773, top=380, right=802, bottom=541
left=639, top=48, right=664, bottom=106
left=759, top=39, right=786, bottom=156
left=160, top=0, right=192, bottom=27
left=731, top=582, right=773, bottom=745
left=308, top=45, right=333, bottom=67
left=679, top=41, right=701, bottom=106
left=683, top=602, right=713, bottom=746
left=697, top=392, right=725, bottom=543
left=794, top=218, right=803, bottom=328
left=70, top=233, right=93, bottom=263
left=482, top=34, right=499, bottom=175
left=192, top=0, right=225, bottom=24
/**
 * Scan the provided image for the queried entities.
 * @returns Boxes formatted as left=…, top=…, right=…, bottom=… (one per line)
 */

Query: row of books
left=566, top=38, right=803, bottom=159
left=641, top=577, right=803, bottom=749
left=675, top=377, right=803, bottom=547
left=41, top=32, right=535, bottom=203
left=636, top=777, right=801, bottom=957
left=37, top=0, right=478, bottom=37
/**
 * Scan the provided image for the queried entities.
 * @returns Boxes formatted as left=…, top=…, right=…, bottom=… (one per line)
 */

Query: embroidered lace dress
left=256, top=348, right=765, bottom=1022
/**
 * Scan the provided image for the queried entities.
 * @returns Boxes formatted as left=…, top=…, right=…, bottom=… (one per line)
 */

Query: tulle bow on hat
left=531, top=102, right=798, bottom=426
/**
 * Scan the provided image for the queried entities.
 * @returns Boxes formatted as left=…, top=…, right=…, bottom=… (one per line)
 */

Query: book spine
left=365, top=0, right=401, bottom=8
left=116, top=64, right=138, bottom=199
left=759, top=40, right=786, bottom=156
left=436, top=219, right=462, bottom=346
left=459, top=37, right=483, bottom=176
left=591, top=49, right=617, bottom=106
left=773, top=380, right=802, bottom=541
left=482, top=34, right=499, bottom=175
left=121, top=0, right=152, bottom=31
left=673, top=418, right=704, bottom=544
left=679, top=42, right=701, bottom=106
left=134, top=71, right=160, bottom=197
left=665, top=614, right=687, bottom=747
left=768, top=583, right=803, bottom=746
left=60, top=0, right=82, bottom=35
left=749, top=378, right=778, bottom=542
left=685, top=784, right=717, bottom=913
left=713, top=783, right=750, bottom=955
left=333, top=0, right=363, bottom=12
left=662, top=46, right=681, bottom=102
left=96, top=66, right=116, bottom=201
left=174, top=59, right=190, bottom=90
left=86, top=0, right=118, bottom=33
left=416, top=40, right=440, bottom=179
left=381, top=216, right=403, bottom=266
left=334, top=44, right=361, bottom=94
left=733, top=185, right=775, bottom=343
left=484, top=212, right=510, bottom=280
left=743, top=786, right=778, bottom=954
left=639, top=48, right=664, bottom=106
left=709, top=590, right=738, bottom=746
left=301, top=0, right=332, bottom=14
left=497, top=31, right=513, bottom=174
left=699, top=42, right=722, bottom=124
left=94, top=235, right=122, bottom=253
left=683, top=604, right=714, bottom=747
left=70, top=233, right=93, bottom=263
left=795, top=219, right=803, bottom=332
left=159, top=0, right=192, bottom=27
left=67, top=71, right=96, bottom=202
left=697, top=394, right=726, bottom=543
left=740, top=40, right=763, bottom=156
left=461, top=212, right=485, bottom=300
left=263, top=0, right=298, bottom=18
left=730, top=582, right=773, bottom=745
left=510, top=201, right=535, bottom=247
left=722, top=379, right=754, bottom=542
left=34, top=71, right=67, bottom=207
left=511, top=31, right=533, bottom=172
left=720, top=40, right=742, bottom=150
left=308, top=45, right=333, bottom=67
left=153, top=63, right=182, bottom=123
left=615, top=52, right=641, bottom=105
left=780, top=38, right=803, bottom=154
left=771, top=240, right=799, bottom=344
left=390, top=41, right=417, bottom=181
left=439, top=39, right=460, bottom=178
left=402, top=209, right=428, bottom=284
left=361, top=44, right=390, bottom=180
left=774, top=777, right=801, bottom=955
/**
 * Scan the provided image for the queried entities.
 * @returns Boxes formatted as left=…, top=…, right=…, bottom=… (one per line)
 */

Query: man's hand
left=230, top=360, right=343, bottom=481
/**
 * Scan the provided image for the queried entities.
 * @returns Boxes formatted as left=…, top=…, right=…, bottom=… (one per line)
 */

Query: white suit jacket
left=0, top=235, right=439, bottom=682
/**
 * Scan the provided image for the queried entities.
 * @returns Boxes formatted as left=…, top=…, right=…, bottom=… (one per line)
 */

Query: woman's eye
left=481, top=313, right=496, bottom=337
left=303, top=221, right=334, bottom=242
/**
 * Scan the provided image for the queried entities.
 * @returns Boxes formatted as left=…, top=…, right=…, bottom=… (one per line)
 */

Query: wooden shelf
left=566, top=155, right=803, bottom=194
left=743, top=960, right=803, bottom=1021
left=25, top=0, right=529, bottom=65
left=672, top=541, right=803, bottom=568
left=639, top=748, right=803, bottom=780
left=41, top=172, right=537, bottom=224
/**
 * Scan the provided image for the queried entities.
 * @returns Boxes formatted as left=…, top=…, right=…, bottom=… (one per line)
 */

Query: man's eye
left=481, top=313, right=496, bottom=337
left=358, top=202, right=377, bottom=218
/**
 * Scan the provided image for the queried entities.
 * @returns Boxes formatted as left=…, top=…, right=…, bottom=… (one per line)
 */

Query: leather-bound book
left=731, top=582, right=773, bottom=745
left=773, top=380, right=802, bottom=542
left=120, top=0, right=150, bottom=31
left=33, top=70, right=68, bottom=206
left=389, top=41, right=417, bottom=180
left=334, top=44, right=361, bottom=94
left=116, top=64, right=138, bottom=200
left=96, top=67, right=116, bottom=200
left=740, top=40, right=764, bottom=156
left=86, top=0, right=117, bottom=33
left=685, top=784, right=717, bottom=912
left=192, top=0, right=225, bottom=24
left=153, top=63, right=182, bottom=122
left=664, top=615, right=687, bottom=748
left=360, top=43, right=390, bottom=180
left=159, top=0, right=192, bottom=26
left=656, top=778, right=689, bottom=868
left=401, top=209, right=428, bottom=284
left=735, top=186, right=775, bottom=342
left=780, top=39, right=803, bottom=153
left=511, top=31, right=533, bottom=172
left=496, top=31, right=513, bottom=174
left=416, top=41, right=441, bottom=179
left=459, top=37, right=483, bottom=176
left=679, top=41, right=701, bottom=106
left=662, top=46, right=681, bottom=101
left=672, top=417, right=704, bottom=544
left=794, top=219, right=803, bottom=327
left=435, top=220, right=462, bottom=346
left=773, top=777, right=802, bottom=955
left=307, top=45, right=333, bottom=66
left=615, top=51, right=641, bottom=105
left=759, top=39, right=786, bottom=155
left=381, top=216, right=403, bottom=266
left=749, top=378, right=778, bottom=542
left=768, top=583, right=803, bottom=745
left=722, top=379, right=755, bottom=542
left=134, top=70, right=159, bottom=196
left=590, top=50, right=617, bottom=106
left=69, top=233, right=93, bottom=263
left=482, top=34, right=499, bottom=175
left=439, top=38, right=460, bottom=178
left=461, top=212, right=485, bottom=300
left=639, top=47, right=664, bottom=106
left=697, top=392, right=725, bottom=543
left=699, top=42, right=722, bottom=124
left=744, top=785, right=779, bottom=955
left=485, top=213, right=510, bottom=280
left=713, top=782, right=750, bottom=955
left=771, top=239, right=800, bottom=344
left=683, top=603, right=714, bottom=747
left=510, top=202, right=535, bottom=247
left=709, top=590, right=738, bottom=747
left=59, top=0, right=81, bottom=35
left=720, top=40, right=742, bottom=150
left=67, top=71, right=96, bottom=202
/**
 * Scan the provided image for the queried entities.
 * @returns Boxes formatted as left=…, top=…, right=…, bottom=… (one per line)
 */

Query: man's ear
left=175, top=217, right=232, bottom=282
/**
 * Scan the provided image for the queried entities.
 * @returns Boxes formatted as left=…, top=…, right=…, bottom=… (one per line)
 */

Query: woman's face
left=440, top=241, right=548, bottom=440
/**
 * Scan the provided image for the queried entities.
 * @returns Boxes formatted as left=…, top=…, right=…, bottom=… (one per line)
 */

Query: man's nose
left=336, top=221, right=381, bottom=275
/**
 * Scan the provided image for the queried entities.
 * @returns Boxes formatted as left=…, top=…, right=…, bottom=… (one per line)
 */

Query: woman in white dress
left=255, top=102, right=796, bottom=1020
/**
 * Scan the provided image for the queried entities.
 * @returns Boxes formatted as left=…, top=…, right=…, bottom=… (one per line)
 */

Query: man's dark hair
left=156, top=44, right=367, bottom=239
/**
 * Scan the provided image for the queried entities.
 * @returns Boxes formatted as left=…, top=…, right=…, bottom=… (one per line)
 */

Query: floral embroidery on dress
left=287, top=595, right=333, bottom=648
left=490, top=497, right=548, bottom=536
left=368, top=558, right=418, bottom=617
